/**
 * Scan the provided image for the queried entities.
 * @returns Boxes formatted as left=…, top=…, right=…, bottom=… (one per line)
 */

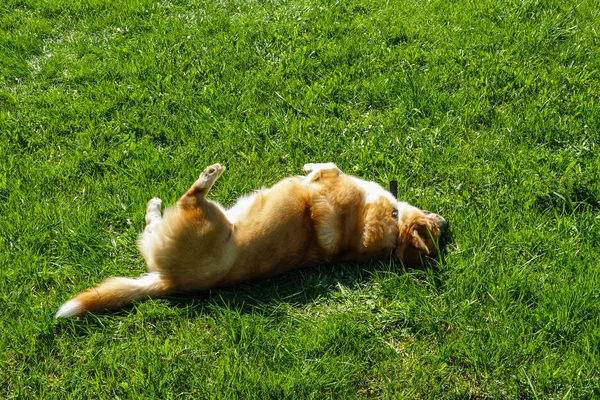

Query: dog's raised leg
left=182, top=163, right=226, bottom=201
left=302, top=162, right=342, bottom=183
left=137, top=197, right=164, bottom=270
left=145, top=198, right=163, bottom=228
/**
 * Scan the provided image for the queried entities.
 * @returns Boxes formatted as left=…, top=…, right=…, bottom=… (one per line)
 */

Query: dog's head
left=393, top=204, right=449, bottom=266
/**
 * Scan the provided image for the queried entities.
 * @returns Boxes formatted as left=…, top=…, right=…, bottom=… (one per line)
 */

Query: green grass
left=2, top=0, right=600, bottom=397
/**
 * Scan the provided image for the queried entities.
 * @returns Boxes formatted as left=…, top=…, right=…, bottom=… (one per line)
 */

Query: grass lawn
left=2, top=0, right=600, bottom=397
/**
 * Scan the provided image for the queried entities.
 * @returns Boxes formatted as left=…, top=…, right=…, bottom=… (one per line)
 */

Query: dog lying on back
left=56, top=162, right=448, bottom=318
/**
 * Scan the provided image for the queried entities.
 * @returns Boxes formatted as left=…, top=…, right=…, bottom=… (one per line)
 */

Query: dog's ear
left=409, top=225, right=431, bottom=255
left=395, top=209, right=442, bottom=266
left=396, top=220, right=433, bottom=266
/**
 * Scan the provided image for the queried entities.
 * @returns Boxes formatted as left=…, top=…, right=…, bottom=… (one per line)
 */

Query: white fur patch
left=350, top=177, right=397, bottom=205
left=130, top=273, right=162, bottom=288
left=55, top=299, right=84, bottom=319
left=396, top=201, right=420, bottom=214
left=146, top=198, right=162, bottom=218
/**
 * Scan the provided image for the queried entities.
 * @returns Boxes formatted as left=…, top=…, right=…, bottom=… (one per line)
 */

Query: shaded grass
left=2, top=0, right=600, bottom=397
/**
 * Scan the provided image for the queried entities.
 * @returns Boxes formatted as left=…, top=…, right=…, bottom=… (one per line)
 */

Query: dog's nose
left=438, top=218, right=449, bottom=234
left=424, top=211, right=449, bottom=235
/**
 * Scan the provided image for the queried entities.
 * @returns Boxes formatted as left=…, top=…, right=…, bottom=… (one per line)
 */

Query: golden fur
left=56, top=163, right=447, bottom=318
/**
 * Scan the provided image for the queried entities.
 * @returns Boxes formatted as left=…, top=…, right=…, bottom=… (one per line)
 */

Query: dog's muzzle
left=423, top=211, right=449, bottom=235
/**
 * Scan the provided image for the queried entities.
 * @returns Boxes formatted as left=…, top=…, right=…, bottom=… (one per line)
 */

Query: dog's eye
left=392, top=209, right=398, bottom=219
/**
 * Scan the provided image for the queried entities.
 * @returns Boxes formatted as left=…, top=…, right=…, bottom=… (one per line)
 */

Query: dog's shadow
left=164, top=261, right=391, bottom=318
left=161, top=258, right=448, bottom=321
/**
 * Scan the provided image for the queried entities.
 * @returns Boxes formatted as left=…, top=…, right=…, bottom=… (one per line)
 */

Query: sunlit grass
left=1, top=0, right=599, bottom=397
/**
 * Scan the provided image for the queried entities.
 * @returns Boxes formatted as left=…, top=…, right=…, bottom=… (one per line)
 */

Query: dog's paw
left=303, top=163, right=316, bottom=175
left=147, top=197, right=162, bottom=209
left=201, top=163, right=225, bottom=178
left=197, top=163, right=226, bottom=187
left=303, top=163, right=336, bottom=175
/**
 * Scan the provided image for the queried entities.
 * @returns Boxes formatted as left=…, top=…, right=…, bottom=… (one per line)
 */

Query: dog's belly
left=153, top=173, right=398, bottom=290
left=220, top=179, right=322, bottom=284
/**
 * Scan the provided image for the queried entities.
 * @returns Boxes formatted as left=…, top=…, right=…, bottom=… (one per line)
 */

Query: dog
left=56, top=162, right=448, bottom=318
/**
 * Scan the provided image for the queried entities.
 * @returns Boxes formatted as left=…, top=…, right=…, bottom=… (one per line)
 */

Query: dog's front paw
left=303, top=163, right=317, bottom=175
left=303, top=163, right=336, bottom=175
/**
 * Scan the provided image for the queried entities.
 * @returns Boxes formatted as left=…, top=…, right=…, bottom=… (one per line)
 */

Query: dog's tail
left=55, top=272, right=173, bottom=318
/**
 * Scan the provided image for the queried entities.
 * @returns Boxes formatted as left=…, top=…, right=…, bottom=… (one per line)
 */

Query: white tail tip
left=55, top=299, right=84, bottom=318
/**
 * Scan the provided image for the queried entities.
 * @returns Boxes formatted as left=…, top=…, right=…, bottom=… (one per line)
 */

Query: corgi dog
left=56, top=163, right=448, bottom=318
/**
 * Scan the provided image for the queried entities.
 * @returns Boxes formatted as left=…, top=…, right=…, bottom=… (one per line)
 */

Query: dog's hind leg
left=182, top=163, right=226, bottom=200
left=138, top=197, right=165, bottom=271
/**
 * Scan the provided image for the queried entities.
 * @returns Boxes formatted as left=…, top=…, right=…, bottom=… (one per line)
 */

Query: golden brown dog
left=56, top=162, right=447, bottom=318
